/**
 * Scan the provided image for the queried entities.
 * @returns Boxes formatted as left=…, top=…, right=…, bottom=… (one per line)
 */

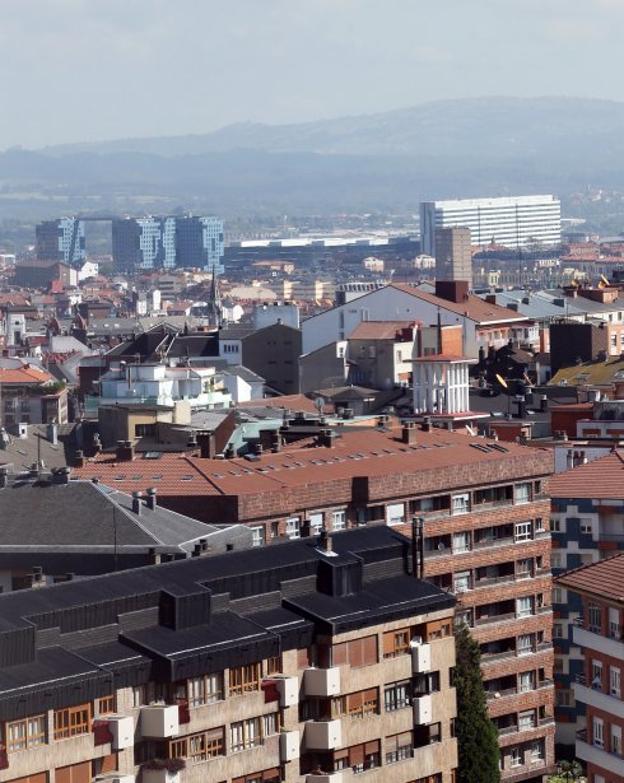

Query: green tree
left=550, top=760, right=583, bottom=783
left=454, top=624, right=501, bottom=783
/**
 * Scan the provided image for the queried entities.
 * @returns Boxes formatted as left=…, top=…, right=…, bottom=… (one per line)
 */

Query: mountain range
left=2, top=97, right=624, bottom=218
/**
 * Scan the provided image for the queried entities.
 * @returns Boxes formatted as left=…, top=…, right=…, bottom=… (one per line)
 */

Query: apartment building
left=558, top=555, right=624, bottom=783
left=73, top=418, right=555, bottom=781
left=0, top=526, right=458, bottom=783
left=549, top=451, right=624, bottom=752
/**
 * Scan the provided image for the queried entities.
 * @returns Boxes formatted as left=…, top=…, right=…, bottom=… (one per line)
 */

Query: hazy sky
left=3, top=0, right=624, bottom=149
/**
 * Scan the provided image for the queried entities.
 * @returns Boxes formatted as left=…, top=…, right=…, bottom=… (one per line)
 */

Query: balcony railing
left=486, top=680, right=553, bottom=700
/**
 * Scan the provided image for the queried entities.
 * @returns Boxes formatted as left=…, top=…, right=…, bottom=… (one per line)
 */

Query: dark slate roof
left=0, top=423, right=73, bottom=471
left=0, top=479, right=212, bottom=550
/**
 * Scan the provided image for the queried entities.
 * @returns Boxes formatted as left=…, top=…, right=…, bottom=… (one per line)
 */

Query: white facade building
left=420, top=195, right=561, bottom=255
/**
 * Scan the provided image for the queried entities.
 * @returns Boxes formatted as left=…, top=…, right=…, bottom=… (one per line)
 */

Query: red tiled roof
left=238, top=395, right=329, bottom=414
left=74, top=424, right=551, bottom=500
left=0, top=366, right=55, bottom=384
left=548, top=449, right=624, bottom=499
left=557, top=553, right=624, bottom=604
left=390, top=283, right=527, bottom=325
left=349, top=321, right=417, bottom=341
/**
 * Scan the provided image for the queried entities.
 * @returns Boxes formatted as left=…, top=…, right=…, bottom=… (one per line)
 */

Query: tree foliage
left=454, top=624, right=501, bottom=783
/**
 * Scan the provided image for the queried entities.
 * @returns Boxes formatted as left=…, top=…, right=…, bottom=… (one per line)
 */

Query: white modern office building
left=420, top=195, right=561, bottom=255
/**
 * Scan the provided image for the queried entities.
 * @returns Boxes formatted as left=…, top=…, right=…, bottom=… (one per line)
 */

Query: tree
left=551, top=760, right=583, bottom=783
left=454, top=624, right=501, bottom=783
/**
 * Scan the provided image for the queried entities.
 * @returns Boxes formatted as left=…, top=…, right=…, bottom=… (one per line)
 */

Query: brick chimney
left=402, top=421, right=417, bottom=445
left=435, top=280, right=469, bottom=304
left=116, top=440, right=134, bottom=462
left=145, top=487, right=157, bottom=510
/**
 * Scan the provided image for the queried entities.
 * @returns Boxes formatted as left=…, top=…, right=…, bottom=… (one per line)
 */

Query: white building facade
left=412, top=356, right=472, bottom=415
left=420, top=195, right=561, bottom=255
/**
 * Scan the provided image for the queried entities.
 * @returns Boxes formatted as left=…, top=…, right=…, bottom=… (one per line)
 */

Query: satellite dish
left=315, top=397, right=325, bottom=413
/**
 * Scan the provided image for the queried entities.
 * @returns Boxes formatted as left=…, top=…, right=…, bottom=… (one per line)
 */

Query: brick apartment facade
left=0, top=527, right=458, bottom=783
left=558, top=554, right=624, bottom=783
left=74, top=419, right=556, bottom=781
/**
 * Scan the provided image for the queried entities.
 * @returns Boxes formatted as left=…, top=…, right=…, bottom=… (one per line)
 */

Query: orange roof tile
left=558, top=553, right=624, bottom=604
left=0, top=366, right=55, bottom=384
left=548, top=449, right=624, bottom=499
left=349, top=321, right=417, bottom=341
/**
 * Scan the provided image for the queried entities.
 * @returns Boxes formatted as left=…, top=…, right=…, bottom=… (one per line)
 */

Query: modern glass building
left=420, top=195, right=561, bottom=256
left=112, top=215, right=224, bottom=272
left=35, top=218, right=86, bottom=267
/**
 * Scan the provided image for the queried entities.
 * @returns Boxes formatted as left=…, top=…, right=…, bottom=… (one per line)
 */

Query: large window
left=588, top=604, right=602, bottom=632
left=170, top=727, right=225, bottom=761
left=611, top=666, right=621, bottom=698
left=609, top=607, right=621, bottom=639
left=188, top=672, right=224, bottom=706
left=53, top=704, right=90, bottom=740
left=309, top=513, right=324, bottom=536
left=451, top=494, right=469, bottom=515
left=518, top=710, right=536, bottom=731
left=334, top=741, right=380, bottom=773
left=516, top=596, right=534, bottom=618
left=452, top=532, right=470, bottom=554
left=383, top=628, right=411, bottom=658
left=384, top=680, right=411, bottom=712
left=593, top=716, right=604, bottom=748
left=6, top=714, right=46, bottom=752
left=251, top=526, right=265, bottom=548
left=335, top=688, right=378, bottom=719
left=515, top=483, right=531, bottom=504
left=286, top=517, right=301, bottom=539
left=332, top=635, right=378, bottom=668
left=332, top=511, right=347, bottom=531
left=229, top=663, right=260, bottom=696
left=514, top=521, right=532, bottom=542
left=230, top=714, right=277, bottom=752
left=453, top=571, right=471, bottom=593
left=517, top=634, right=534, bottom=656
left=385, top=732, right=413, bottom=764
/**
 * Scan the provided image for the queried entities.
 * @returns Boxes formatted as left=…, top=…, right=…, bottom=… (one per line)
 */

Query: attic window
left=180, top=475, right=194, bottom=481
left=151, top=475, right=163, bottom=480
left=113, top=475, right=126, bottom=481
left=143, top=451, right=162, bottom=460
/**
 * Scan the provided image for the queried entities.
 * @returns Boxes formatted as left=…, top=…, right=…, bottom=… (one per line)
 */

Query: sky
left=3, top=0, right=624, bottom=150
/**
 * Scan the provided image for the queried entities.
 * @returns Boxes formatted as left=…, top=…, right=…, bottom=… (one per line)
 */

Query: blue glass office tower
left=36, top=218, right=86, bottom=267
left=176, top=216, right=224, bottom=274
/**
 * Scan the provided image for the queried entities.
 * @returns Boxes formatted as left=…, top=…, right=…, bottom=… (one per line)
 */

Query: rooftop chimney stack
left=116, top=440, right=135, bottom=462
left=132, top=491, right=142, bottom=515
left=402, top=421, right=417, bottom=445
left=146, top=487, right=157, bottom=510
left=0, top=467, right=8, bottom=489
left=319, top=527, right=333, bottom=553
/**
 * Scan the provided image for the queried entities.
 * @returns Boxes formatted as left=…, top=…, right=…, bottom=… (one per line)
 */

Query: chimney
left=224, top=443, right=235, bottom=459
left=421, top=416, right=432, bottom=433
left=116, top=440, right=134, bottom=462
left=270, top=430, right=281, bottom=453
left=132, top=491, right=142, bottom=515
left=253, top=441, right=263, bottom=457
left=56, top=466, right=70, bottom=485
left=74, top=449, right=85, bottom=468
left=540, top=394, right=548, bottom=413
left=145, top=487, right=157, bottom=510
left=148, top=547, right=161, bottom=565
left=196, top=431, right=217, bottom=459
left=435, top=280, right=469, bottom=304
left=318, top=429, right=335, bottom=448
left=92, top=433, right=102, bottom=455
left=485, top=294, right=496, bottom=305
left=319, top=527, right=333, bottom=553
left=47, top=421, right=58, bottom=446
left=0, top=467, right=7, bottom=489
left=402, top=421, right=417, bottom=445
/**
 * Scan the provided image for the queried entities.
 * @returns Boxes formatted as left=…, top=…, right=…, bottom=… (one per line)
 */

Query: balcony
left=304, top=720, right=342, bottom=750
left=573, top=619, right=624, bottom=660
left=413, top=694, right=433, bottom=724
left=410, top=640, right=431, bottom=673
left=475, top=611, right=516, bottom=628
left=140, top=704, right=180, bottom=738
left=576, top=729, right=624, bottom=778
left=142, top=770, right=181, bottom=783
left=107, top=715, right=134, bottom=750
left=263, top=675, right=299, bottom=707
left=573, top=677, right=624, bottom=720
left=95, top=775, right=135, bottom=783
left=304, top=667, right=341, bottom=697
left=474, top=536, right=515, bottom=551
left=280, top=730, right=300, bottom=762
left=306, top=774, right=343, bottom=783
left=486, top=680, right=553, bottom=702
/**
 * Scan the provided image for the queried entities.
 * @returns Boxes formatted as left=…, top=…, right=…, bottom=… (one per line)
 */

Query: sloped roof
left=558, top=553, right=624, bottom=605
left=548, top=449, right=624, bottom=499
left=549, top=358, right=624, bottom=387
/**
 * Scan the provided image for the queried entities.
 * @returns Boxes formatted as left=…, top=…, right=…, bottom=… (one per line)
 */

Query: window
left=251, top=526, right=265, bottom=548
left=335, top=688, right=378, bottom=719
left=593, top=716, right=604, bottom=748
left=610, top=607, right=621, bottom=640
left=309, top=513, right=324, bottom=536
left=588, top=604, right=602, bottom=632
left=385, top=731, right=413, bottom=764
left=519, top=710, right=536, bottom=731
left=332, top=635, right=378, bottom=668
left=451, top=494, right=469, bottom=515
left=552, top=587, right=564, bottom=604
left=383, top=628, right=411, bottom=658
left=384, top=680, right=411, bottom=711
left=551, top=517, right=561, bottom=532
left=332, top=510, right=346, bottom=531
left=286, top=517, right=301, bottom=539
left=556, top=689, right=573, bottom=707
left=516, top=596, right=534, bottom=618
left=229, top=663, right=260, bottom=696
left=551, top=552, right=564, bottom=570
left=233, top=772, right=280, bottom=783
left=515, top=483, right=531, bottom=504
left=529, top=740, right=544, bottom=762
left=613, top=725, right=623, bottom=756
left=452, top=532, right=470, bottom=554
left=132, top=684, right=147, bottom=708
left=188, top=672, right=224, bottom=706
left=514, top=521, right=532, bottom=542
left=510, top=747, right=522, bottom=768
left=95, top=695, right=115, bottom=716
left=553, top=623, right=564, bottom=638
left=170, top=727, right=225, bottom=761
left=517, top=558, right=532, bottom=578
left=580, top=518, right=593, bottom=534
left=519, top=671, right=535, bottom=692
left=517, top=634, right=534, bottom=656
left=6, top=714, right=46, bottom=752
left=262, top=712, right=279, bottom=736
left=611, top=666, right=621, bottom=698
left=266, top=656, right=282, bottom=676
left=385, top=503, right=405, bottom=526
left=453, top=571, right=471, bottom=593
left=592, top=659, right=603, bottom=690
left=54, top=703, right=90, bottom=740
left=231, top=716, right=263, bottom=752
left=454, top=608, right=473, bottom=628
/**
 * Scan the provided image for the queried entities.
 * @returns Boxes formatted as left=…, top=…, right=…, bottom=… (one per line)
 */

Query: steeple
left=208, top=271, right=221, bottom=327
